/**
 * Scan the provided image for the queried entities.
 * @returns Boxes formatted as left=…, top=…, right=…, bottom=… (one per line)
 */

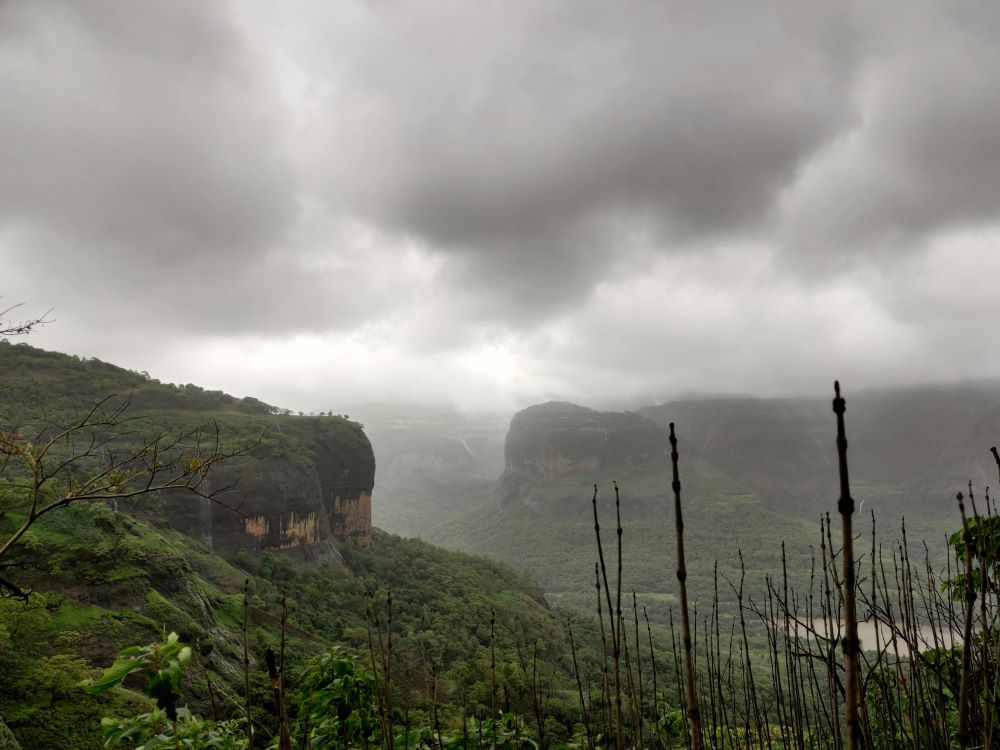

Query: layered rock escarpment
left=497, top=401, right=667, bottom=507
left=0, top=342, right=378, bottom=559
left=168, top=417, right=376, bottom=560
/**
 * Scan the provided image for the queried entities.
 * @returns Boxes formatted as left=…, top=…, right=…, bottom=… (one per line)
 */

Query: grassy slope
left=1, top=502, right=252, bottom=748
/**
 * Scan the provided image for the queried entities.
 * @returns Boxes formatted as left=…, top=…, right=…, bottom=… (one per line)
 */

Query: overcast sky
left=3, top=0, right=1000, bottom=414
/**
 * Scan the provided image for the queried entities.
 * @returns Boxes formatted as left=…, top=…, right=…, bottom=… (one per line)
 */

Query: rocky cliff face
left=0, top=342, right=379, bottom=559
left=497, top=401, right=667, bottom=506
left=163, top=418, right=376, bottom=560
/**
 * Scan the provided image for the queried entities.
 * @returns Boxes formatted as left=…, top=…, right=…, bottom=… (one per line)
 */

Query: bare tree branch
left=0, top=394, right=262, bottom=565
left=0, top=301, right=52, bottom=337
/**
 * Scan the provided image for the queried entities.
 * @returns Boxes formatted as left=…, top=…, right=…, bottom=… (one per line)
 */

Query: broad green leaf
left=83, top=656, right=144, bottom=694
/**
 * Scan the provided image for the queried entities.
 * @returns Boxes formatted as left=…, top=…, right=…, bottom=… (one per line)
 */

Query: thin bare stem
left=669, top=423, right=702, bottom=750
left=833, top=381, right=864, bottom=750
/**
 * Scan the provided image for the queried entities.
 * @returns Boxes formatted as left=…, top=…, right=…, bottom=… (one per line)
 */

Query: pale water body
left=795, top=618, right=960, bottom=654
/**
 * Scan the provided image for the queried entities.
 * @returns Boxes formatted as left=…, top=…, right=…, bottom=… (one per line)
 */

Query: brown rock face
left=241, top=511, right=321, bottom=549
left=166, top=416, right=375, bottom=558
left=331, top=491, right=372, bottom=549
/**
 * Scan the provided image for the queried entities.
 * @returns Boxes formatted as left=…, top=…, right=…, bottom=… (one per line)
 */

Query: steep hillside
left=0, top=341, right=375, bottom=558
left=497, top=401, right=667, bottom=507
left=0, top=343, right=583, bottom=748
left=0, top=502, right=572, bottom=748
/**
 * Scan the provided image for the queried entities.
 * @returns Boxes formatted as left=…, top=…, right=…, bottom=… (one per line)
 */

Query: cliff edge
left=168, top=416, right=375, bottom=559
left=497, top=401, right=666, bottom=506
left=0, top=341, right=376, bottom=559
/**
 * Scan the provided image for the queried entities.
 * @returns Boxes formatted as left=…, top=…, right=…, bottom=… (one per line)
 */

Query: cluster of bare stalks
left=362, top=592, right=544, bottom=750
left=579, top=382, right=999, bottom=750
left=235, top=383, right=997, bottom=750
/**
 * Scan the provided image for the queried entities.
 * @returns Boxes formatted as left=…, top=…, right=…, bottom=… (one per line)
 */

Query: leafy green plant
left=945, top=515, right=1000, bottom=600
left=85, top=631, right=192, bottom=719
left=100, top=707, right=246, bottom=750
left=85, top=632, right=247, bottom=749
left=451, top=713, right=538, bottom=750
left=291, top=648, right=380, bottom=750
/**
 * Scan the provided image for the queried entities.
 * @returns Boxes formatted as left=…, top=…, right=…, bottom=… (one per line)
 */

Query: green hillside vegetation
left=0, top=341, right=376, bottom=564
left=2, top=342, right=998, bottom=749
left=352, top=395, right=1000, bottom=749
left=0, top=343, right=590, bottom=748
left=0, top=501, right=578, bottom=748
left=425, top=459, right=816, bottom=619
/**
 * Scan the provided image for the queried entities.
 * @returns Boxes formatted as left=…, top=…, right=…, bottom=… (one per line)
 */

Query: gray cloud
left=4, top=0, right=1000, bottom=411
left=780, top=3, right=1000, bottom=262
left=0, top=0, right=298, bottom=331
left=294, top=0, right=860, bottom=308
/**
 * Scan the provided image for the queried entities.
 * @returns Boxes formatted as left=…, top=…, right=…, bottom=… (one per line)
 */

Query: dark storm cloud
left=780, top=3, right=1000, bottom=262
left=0, top=0, right=300, bottom=331
left=8, top=0, right=994, bottom=328
left=5, top=0, right=1000, bottom=411
left=300, top=0, right=861, bottom=309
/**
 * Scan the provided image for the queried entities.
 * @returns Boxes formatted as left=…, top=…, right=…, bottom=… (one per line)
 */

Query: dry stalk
left=956, top=491, right=976, bottom=750
left=669, top=423, right=702, bottom=750
left=832, top=381, right=864, bottom=750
